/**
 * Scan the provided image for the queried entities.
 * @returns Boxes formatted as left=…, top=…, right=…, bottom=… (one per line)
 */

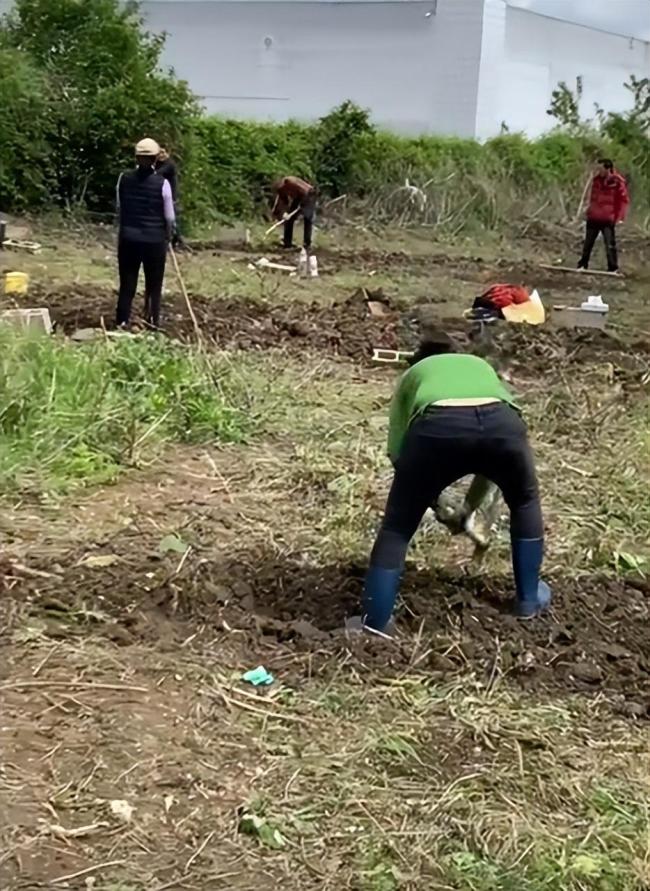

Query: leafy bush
left=0, top=48, right=54, bottom=208
left=1, top=0, right=197, bottom=209
left=313, top=101, right=376, bottom=196
left=0, top=331, right=248, bottom=493
left=185, top=102, right=648, bottom=230
left=183, top=117, right=315, bottom=222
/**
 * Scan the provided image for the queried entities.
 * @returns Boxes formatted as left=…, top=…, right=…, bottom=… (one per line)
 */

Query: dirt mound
left=211, top=554, right=650, bottom=707
left=27, top=283, right=404, bottom=359
left=22, top=283, right=650, bottom=373
left=5, top=545, right=649, bottom=713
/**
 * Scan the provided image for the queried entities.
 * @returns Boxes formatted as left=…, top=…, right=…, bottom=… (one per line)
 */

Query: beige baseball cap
left=135, top=137, right=161, bottom=157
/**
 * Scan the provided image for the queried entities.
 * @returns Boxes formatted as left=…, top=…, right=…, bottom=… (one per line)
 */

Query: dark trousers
left=578, top=220, right=618, bottom=271
left=116, top=239, right=167, bottom=328
left=283, top=194, right=316, bottom=249
left=370, top=404, right=543, bottom=570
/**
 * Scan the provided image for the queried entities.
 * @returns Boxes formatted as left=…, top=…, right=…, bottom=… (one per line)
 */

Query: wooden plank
left=539, top=264, right=623, bottom=278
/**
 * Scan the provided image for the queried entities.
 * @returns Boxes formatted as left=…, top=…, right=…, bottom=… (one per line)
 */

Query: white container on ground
left=297, top=248, right=308, bottom=277
left=0, top=308, right=52, bottom=335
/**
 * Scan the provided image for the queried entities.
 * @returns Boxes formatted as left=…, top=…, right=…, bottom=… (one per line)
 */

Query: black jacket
left=118, top=168, right=167, bottom=244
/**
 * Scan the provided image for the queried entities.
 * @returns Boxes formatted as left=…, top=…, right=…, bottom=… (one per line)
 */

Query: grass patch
left=224, top=674, right=650, bottom=890
left=0, top=330, right=249, bottom=493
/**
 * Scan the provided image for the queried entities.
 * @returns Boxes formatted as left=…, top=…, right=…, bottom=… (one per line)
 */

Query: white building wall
left=495, top=7, right=650, bottom=136
left=474, top=0, right=507, bottom=139
left=141, top=0, right=486, bottom=136
left=427, top=0, right=484, bottom=137
left=1, top=0, right=648, bottom=137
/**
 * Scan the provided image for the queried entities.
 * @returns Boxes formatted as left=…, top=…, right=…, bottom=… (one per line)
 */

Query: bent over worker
left=577, top=159, right=629, bottom=273
left=361, top=332, right=550, bottom=633
left=116, top=138, right=175, bottom=329
left=272, top=176, right=316, bottom=249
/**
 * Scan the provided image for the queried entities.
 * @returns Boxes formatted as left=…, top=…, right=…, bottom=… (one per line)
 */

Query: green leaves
left=238, top=813, right=285, bottom=850
left=613, top=550, right=647, bottom=576
left=1, top=0, right=197, bottom=209
left=158, top=534, right=188, bottom=555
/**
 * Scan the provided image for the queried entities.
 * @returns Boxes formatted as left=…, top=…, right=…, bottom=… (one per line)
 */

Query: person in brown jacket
left=272, top=176, right=316, bottom=249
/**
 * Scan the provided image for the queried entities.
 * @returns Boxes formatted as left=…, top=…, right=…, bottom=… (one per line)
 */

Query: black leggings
left=283, top=194, right=316, bottom=248
left=116, top=239, right=167, bottom=328
left=579, top=220, right=618, bottom=271
left=371, top=403, right=543, bottom=569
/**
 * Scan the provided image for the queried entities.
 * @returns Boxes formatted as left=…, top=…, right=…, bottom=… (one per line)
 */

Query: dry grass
left=1, top=634, right=648, bottom=890
left=1, top=223, right=649, bottom=890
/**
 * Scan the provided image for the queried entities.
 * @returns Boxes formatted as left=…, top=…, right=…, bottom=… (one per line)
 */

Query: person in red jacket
left=577, top=159, right=629, bottom=273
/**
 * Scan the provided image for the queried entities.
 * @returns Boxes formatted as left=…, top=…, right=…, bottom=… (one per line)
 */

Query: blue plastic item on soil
left=242, top=666, right=275, bottom=686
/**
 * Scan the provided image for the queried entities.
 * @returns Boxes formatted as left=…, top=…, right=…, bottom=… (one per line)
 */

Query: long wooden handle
left=264, top=206, right=300, bottom=237
left=575, top=174, right=591, bottom=221
left=169, top=246, right=203, bottom=345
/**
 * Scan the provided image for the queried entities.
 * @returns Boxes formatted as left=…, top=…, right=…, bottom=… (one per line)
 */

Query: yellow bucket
left=3, top=272, right=29, bottom=296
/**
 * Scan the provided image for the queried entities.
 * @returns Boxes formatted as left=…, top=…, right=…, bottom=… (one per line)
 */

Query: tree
left=314, top=101, right=376, bottom=196
left=0, top=48, right=54, bottom=207
left=1, top=0, right=197, bottom=208
left=546, top=81, right=580, bottom=128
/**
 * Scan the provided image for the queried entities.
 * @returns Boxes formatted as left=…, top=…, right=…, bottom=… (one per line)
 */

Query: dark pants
left=116, top=239, right=167, bottom=328
left=578, top=220, right=618, bottom=272
left=370, top=404, right=543, bottom=570
left=283, top=194, right=316, bottom=249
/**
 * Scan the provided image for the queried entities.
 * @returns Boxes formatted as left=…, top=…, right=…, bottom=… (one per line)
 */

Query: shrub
left=183, top=117, right=314, bottom=221
left=313, top=101, right=376, bottom=196
left=1, top=0, right=197, bottom=209
left=0, top=48, right=54, bottom=208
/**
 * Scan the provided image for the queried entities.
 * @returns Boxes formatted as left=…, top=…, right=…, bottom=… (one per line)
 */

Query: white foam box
left=214, top=225, right=251, bottom=245
left=551, top=306, right=607, bottom=331
left=0, top=308, right=53, bottom=335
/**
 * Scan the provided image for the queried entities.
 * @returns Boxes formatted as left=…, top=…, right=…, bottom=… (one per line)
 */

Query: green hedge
left=1, top=0, right=648, bottom=230
left=182, top=115, right=648, bottom=229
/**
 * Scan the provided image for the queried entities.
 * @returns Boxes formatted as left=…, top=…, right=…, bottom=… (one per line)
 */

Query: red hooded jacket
left=587, top=171, right=629, bottom=224
left=480, top=283, right=529, bottom=309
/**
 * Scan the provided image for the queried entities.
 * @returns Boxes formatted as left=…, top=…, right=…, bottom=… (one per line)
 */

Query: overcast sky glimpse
left=508, top=0, right=650, bottom=41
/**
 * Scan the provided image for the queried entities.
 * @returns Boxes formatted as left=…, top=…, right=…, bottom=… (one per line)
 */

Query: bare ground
left=1, top=226, right=649, bottom=889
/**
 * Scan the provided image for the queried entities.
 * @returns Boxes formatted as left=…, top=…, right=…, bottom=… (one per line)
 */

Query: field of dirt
left=4, top=534, right=649, bottom=712
left=31, top=277, right=650, bottom=380
left=1, top=233, right=649, bottom=889
left=9, top=246, right=650, bottom=709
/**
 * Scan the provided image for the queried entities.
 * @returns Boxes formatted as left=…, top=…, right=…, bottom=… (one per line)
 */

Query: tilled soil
left=3, top=254, right=649, bottom=714
left=4, top=542, right=649, bottom=715
left=31, top=283, right=404, bottom=358
left=188, top=240, right=645, bottom=289
left=21, top=283, right=650, bottom=377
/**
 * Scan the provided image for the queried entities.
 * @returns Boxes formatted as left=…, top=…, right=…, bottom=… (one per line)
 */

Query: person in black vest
left=116, top=138, right=175, bottom=329
left=155, top=145, right=183, bottom=248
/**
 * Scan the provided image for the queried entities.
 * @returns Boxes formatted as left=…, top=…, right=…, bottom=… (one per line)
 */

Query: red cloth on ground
left=480, top=284, right=530, bottom=310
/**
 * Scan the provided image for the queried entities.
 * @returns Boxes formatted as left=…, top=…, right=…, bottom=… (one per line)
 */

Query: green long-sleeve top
left=387, top=353, right=518, bottom=462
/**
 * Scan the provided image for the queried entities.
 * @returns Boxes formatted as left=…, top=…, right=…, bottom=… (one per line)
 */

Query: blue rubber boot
left=511, top=538, right=552, bottom=618
left=362, top=566, right=402, bottom=633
